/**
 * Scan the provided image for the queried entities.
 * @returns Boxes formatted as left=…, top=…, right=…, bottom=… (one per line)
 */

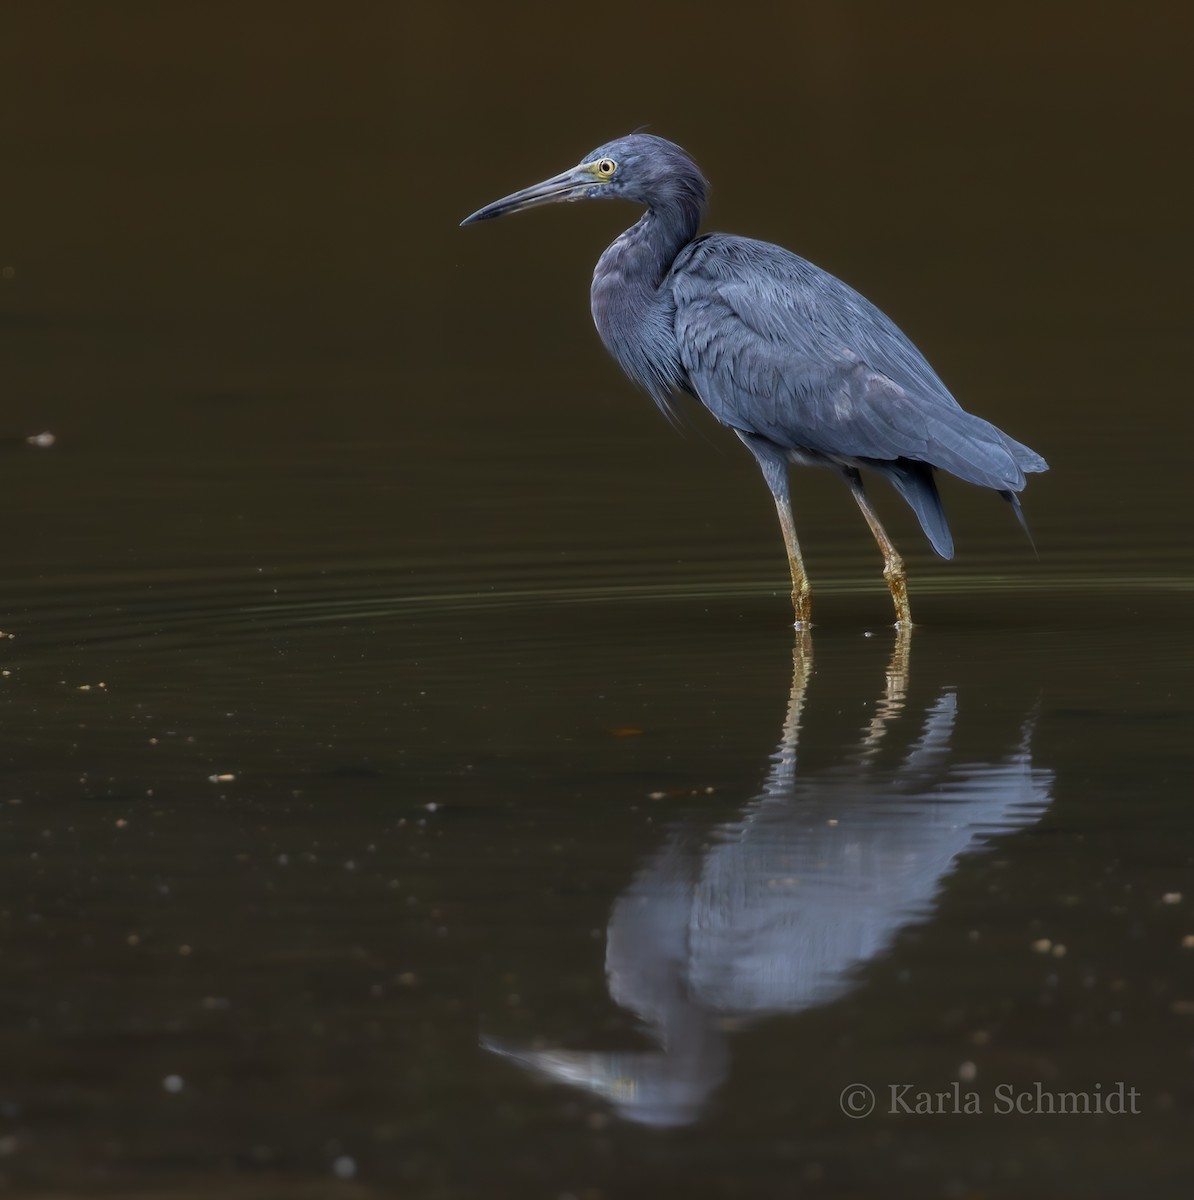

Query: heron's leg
left=843, top=469, right=913, bottom=628
left=773, top=488, right=812, bottom=629
left=737, top=434, right=811, bottom=627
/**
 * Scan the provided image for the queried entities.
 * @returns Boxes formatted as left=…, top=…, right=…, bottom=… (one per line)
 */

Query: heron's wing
left=670, top=235, right=1047, bottom=490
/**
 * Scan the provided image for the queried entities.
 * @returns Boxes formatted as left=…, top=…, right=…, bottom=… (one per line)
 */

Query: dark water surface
left=3, top=4, right=1194, bottom=1197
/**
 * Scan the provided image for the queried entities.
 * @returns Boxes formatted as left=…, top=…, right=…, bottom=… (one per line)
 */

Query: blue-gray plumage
left=462, top=133, right=1047, bottom=626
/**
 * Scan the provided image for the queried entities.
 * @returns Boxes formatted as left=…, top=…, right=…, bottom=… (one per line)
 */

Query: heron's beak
left=460, top=165, right=597, bottom=225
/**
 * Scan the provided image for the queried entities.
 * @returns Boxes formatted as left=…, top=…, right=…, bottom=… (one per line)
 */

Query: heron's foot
left=882, top=555, right=912, bottom=628
left=791, top=586, right=812, bottom=630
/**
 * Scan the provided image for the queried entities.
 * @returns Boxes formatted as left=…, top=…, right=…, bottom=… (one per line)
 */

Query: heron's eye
left=596, top=158, right=617, bottom=177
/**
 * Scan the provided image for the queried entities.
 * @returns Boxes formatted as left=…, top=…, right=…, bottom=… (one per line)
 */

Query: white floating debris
left=26, top=431, right=55, bottom=448
left=331, top=1155, right=357, bottom=1179
left=207, top=773, right=236, bottom=783
left=162, top=1074, right=184, bottom=1093
left=1162, top=892, right=1183, bottom=905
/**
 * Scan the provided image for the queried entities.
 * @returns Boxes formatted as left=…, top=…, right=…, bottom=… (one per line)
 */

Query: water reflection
left=484, top=633, right=1053, bottom=1127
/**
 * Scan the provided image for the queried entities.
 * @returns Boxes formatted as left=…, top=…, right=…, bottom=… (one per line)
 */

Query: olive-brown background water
left=2, top=3, right=1193, bottom=1197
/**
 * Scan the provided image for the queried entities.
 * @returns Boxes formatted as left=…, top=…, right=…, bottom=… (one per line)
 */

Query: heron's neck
left=591, top=200, right=700, bottom=397
left=598, top=200, right=700, bottom=293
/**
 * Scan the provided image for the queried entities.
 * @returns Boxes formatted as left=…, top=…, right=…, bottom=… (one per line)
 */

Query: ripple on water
left=5, top=555, right=1194, bottom=654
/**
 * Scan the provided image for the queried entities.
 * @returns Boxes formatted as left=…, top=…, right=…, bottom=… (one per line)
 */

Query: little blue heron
left=461, top=134, right=1047, bottom=627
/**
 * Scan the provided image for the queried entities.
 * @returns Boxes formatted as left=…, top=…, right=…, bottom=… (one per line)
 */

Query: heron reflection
left=485, top=633, right=1052, bottom=1126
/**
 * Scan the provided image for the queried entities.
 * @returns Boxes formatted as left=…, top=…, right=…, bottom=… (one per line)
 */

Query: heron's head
left=461, top=133, right=708, bottom=226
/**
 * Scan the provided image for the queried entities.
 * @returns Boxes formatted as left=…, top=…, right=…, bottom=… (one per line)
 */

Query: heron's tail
left=885, top=462, right=954, bottom=560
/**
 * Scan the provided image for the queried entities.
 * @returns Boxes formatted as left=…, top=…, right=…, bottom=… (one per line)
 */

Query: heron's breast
left=591, top=265, right=683, bottom=397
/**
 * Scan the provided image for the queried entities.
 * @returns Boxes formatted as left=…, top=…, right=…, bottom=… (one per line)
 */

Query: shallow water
left=3, top=4, right=1194, bottom=1197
